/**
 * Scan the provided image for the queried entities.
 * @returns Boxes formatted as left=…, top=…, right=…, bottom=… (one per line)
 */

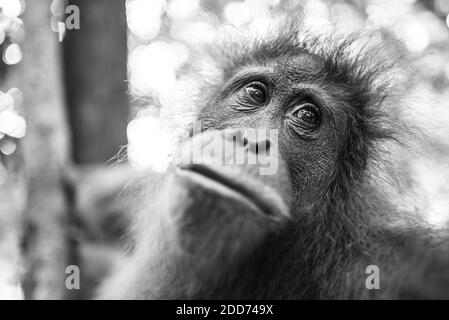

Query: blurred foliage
left=125, top=0, right=449, bottom=99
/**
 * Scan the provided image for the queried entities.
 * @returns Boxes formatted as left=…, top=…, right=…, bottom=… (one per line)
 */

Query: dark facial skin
left=197, top=53, right=342, bottom=217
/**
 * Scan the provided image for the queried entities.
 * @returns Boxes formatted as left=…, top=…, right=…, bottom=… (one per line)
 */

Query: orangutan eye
left=244, top=83, right=267, bottom=105
left=233, top=82, right=268, bottom=111
left=293, top=105, right=320, bottom=127
left=287, top=103, right=322, bottom=135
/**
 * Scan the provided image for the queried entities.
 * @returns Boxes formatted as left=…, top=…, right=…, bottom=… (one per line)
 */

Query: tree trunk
left=16, top=0, right=71, bottom=299
left=63, top=0, right=129, bottom=164
left=0, top=150, right=27, bottom=299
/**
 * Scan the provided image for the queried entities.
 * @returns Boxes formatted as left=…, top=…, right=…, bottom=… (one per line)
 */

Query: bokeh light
left=435, top=0, right=449, bottom=15
left=0, top=139, right=17, bottom=156
left=0, top=0, right=25, bottom=18
left=167, top=0, right=200, bottom=20
left=0, top=110, right=26, bottom=139
left=127, top=114, right=172, bottom=172
left=7, top=88, right=23, bottom=108
left=50, top=0, right=68, bottom=16
left=3, top=43, right=22, bottom=65
left=223, top=0, right=279, bottom=27
left=126, top=0, right=165, bottom=40
left=394, top=15, right=430, bottom=52
left=224, top=1, right=253, bottom=26
left=0, top=88, right=27, bottom=145
left=170, top=20, right=216, bottom=43
left=0, top=91, right=14, bottom=110
left=129, top=41, right=189, bottom=96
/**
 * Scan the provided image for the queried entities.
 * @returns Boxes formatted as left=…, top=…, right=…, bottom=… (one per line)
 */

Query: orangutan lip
left=177, top=163, right=282, bottom=220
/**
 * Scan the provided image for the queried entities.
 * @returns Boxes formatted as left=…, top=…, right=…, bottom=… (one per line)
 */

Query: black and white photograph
left=1, top=0, right=449, bottom=308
